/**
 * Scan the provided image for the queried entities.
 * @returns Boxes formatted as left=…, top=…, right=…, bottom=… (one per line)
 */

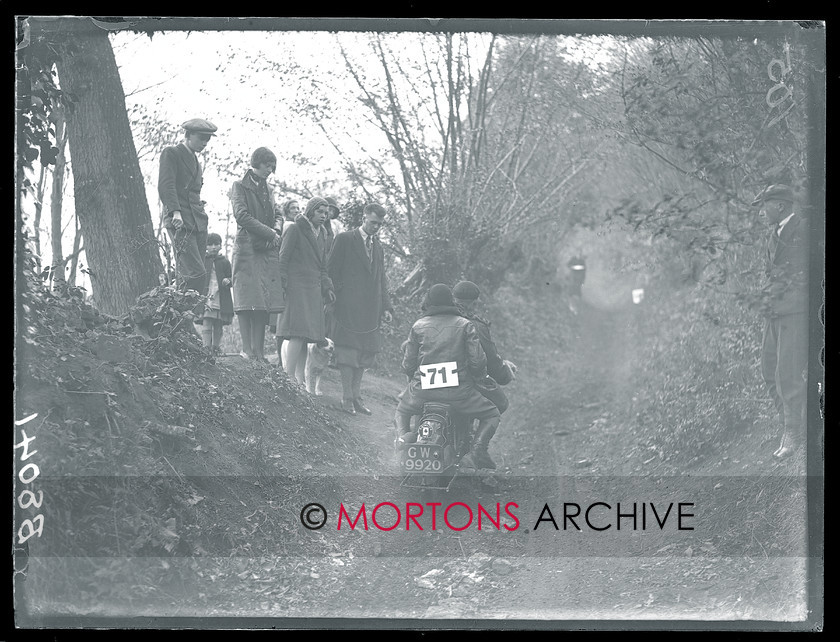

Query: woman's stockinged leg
left=284, top=338, right=306, bottom=381
left=237, top=311, right=253, bottom=358
left=295, top=343, right=307, bottom=384
left=200, top=322, right=213, bottom=348
left=276, top=336, right=284, bottom=369
left=252, top=311, right=269, bottom=361
left=212, top=320, right=223, bottom=349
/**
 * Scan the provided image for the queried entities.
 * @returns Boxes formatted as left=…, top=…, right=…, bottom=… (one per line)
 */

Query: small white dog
left=305, top=337, right=335, bottom=395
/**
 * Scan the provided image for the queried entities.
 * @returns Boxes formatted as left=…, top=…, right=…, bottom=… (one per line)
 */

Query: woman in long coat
left=230, top=147, right=285, bottom=361
left=277, top=197, right=335, bottom=383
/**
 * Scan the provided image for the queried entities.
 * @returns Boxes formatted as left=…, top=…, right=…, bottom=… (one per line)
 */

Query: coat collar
left=294, top=214, right=326, bottom=263
left=423, top=304, right=461, bottom=317
left=240, top=169, right=267, bottom=193
left=176, top=143, right=200, bottom=173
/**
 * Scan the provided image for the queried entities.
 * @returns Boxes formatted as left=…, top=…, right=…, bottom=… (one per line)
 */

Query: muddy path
left=19, top=300, right=809, bottom=624
left=183, top=300, right=806, bottom=622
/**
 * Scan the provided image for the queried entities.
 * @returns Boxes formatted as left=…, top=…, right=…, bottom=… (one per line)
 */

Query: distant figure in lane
left=230, top=147, right=285, bottom=362
left=158, top=118, right=218, bottom=311
left=278, top=197, right=336, bottom=385
left=195, top=233, right=233, bottom=352
left=752, top=184, right=809, bottom=461
left=567, top=254, right=587, bottom=297
left=327, top=203, right=393, bottom=416
left=453, top=280, right=517, bottom=415
left=566, top=253, right=586, bottom=315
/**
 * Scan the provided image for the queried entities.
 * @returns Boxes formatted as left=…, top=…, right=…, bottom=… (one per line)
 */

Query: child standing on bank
left=197, top=232, right=233, bottom=352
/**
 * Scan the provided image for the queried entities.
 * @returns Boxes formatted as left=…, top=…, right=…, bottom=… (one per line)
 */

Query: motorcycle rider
left=452, top=280, right=517, bottom=415
left=395, top=283, right=502, bottom=470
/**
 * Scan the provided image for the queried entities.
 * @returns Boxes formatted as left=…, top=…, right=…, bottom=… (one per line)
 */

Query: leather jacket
left=402, top=305, right=489, bottom=390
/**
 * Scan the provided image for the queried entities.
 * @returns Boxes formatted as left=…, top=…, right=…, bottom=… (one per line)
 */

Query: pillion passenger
left=452, top=280, right=518, bottom=415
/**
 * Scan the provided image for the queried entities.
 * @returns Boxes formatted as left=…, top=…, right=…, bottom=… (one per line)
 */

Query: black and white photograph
left=13, top=16, right=824, bottom=630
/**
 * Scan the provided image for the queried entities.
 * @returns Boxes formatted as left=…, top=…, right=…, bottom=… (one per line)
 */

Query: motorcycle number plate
left=403, top=444, right=444, bottom=472
left=418, top=361, right=459, bottom=389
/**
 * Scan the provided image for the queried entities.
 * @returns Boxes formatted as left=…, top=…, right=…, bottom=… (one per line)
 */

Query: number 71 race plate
left=418, top=361, right=459, bottom=389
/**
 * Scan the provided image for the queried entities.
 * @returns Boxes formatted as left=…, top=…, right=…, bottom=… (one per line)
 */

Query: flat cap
left=452, top=280, right=481, bottom=301
left=752, top=184, right=794, bottom=206
left=182, top=118, right=218, bottom=135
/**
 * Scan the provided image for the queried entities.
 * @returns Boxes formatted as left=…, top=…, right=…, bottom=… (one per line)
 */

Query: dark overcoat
left=327, top=229, right=392, bottom=353
left=277, top=213, right=334, bottom=342
left=158, top=143, right=207, bottom=232
left=764, top=214, right=809, bottom=317
left=202, top=254, right=233, bottom=315
left=230, top=170, right=285, bottom=313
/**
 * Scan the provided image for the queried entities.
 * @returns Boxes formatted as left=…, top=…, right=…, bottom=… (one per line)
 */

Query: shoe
left=340, top=399, right=356, bottom=416
left=475, top=450, right=497, bottom=470
left=462, top=418, right=498, bottom=470
left=353, top=398, right=372, bottom=415
left=461, top=447, right=496, bottom=470
left=460, top=452, right=480, bottom=470
left=239, top=351, right=250, bottom=360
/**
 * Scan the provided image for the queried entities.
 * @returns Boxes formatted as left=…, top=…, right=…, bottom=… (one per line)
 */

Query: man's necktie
left=365, top=235, right=373, bottom=264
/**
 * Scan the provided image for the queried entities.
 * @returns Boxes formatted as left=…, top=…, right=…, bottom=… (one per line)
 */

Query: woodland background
left=13, top=18, right=824, bottom=623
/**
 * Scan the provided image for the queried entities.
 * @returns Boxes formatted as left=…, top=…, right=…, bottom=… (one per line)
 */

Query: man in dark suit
left=327, top=203, right=393, bottom=415
left=752, top=184, right=809, bottom=460
left=158, top=118, right=218, bottom=303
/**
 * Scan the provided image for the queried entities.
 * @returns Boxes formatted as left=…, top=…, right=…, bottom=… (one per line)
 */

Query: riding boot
left=461, top=417, right=499, bottom=470
left=394, top=411, right=414, bottom=450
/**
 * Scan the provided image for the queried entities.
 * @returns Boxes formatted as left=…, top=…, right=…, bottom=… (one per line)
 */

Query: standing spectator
left=278, top=197, right=336, bottom=385
left=327, top=203, right=393, bottom=415
left=323, top=196, right=341, bottom=251
left=282, top=199, right=301, bottom=224
left=453, top=280, right=517, bottom=414
left=158, top=118, right=218, bottom=310
left=270, top=198, right=302, bottom=365
left=230, top=147, right=285, bottom=362
left=323, top=196, right=342, bottom=341
left=752, top=184, right=809, bottom=460
left=196, top=232, right=233, bottom=352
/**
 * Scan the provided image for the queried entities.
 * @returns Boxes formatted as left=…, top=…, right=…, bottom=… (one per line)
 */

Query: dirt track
left=196, top=299, right=807, bottom=622
left=17, top=299, right=809, bottom=624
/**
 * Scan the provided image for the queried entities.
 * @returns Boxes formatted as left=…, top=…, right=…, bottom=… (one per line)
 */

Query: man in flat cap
left=158, top=118, right=218, bottom=306
left=752, top=183, right=809, bottom=460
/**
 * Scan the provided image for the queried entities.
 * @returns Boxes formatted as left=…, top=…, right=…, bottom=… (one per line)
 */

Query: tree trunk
left=41, top=19, right=163, bottom=315
left=49, top=106, right=67, bottom=287
left=67, top=214, right=83, bottom=287
left=32, top=165, right=47, bottom=273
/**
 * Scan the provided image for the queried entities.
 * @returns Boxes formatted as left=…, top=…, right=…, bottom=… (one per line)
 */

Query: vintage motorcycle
left=395, top=402, right=474, bottom=493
